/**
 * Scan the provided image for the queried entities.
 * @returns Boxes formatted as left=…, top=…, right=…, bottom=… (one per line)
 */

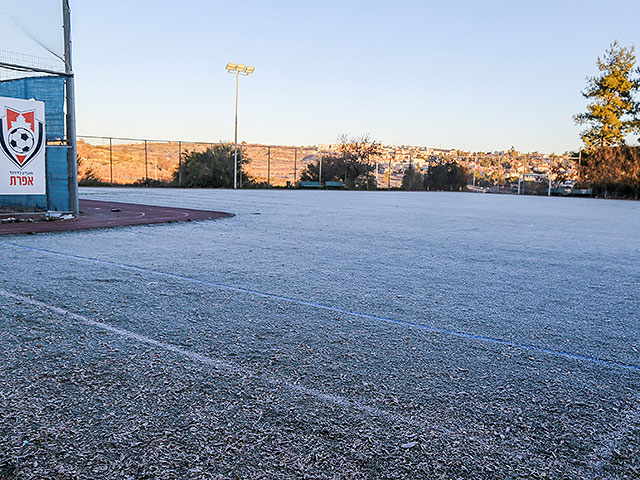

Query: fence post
left=267, top=146, right=271, bottom=187
left=109, top=137, right=113, bottom=185
left=144, top=140, right=148, bottom=181
left=178, top=141, right=182, bottom=186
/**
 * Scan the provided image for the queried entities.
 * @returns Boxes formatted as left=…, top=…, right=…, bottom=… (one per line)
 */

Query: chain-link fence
left=77, top=137, right=186, bottom=185
left=77, top=136, right=406, bottom=188
left=77, top=135, right=579, bottom=192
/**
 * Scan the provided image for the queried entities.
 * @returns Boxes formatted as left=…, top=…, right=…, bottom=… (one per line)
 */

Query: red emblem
left=0, top=107, right=44, bottom=169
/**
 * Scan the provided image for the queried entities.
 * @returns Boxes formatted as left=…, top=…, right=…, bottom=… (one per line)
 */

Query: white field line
left=1, top=288, right=463, bottom=438
left=9, top=243, right=640, bottom=373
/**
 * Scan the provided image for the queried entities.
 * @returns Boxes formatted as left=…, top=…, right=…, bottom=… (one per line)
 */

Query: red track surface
left=0, top=199, right=233, bottom=235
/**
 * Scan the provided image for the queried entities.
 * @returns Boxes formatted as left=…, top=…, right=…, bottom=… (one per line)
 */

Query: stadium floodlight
left=226, top=62, right=255, bottom=189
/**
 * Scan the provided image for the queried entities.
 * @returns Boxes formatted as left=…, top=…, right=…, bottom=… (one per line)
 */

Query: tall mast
left=63, top=0, right=78, bottom=216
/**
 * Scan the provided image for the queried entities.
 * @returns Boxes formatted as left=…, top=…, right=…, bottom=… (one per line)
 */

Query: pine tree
left=574, top=41, right=640, bottom=151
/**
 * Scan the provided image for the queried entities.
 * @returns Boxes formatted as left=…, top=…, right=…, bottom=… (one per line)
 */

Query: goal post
left=518, top=173, right=551, bottom=196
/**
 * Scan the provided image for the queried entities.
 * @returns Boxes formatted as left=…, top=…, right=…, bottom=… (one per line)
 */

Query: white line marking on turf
left=9, top=243, right=640, bottom=372
left=1, top=288, right=462, bottom=438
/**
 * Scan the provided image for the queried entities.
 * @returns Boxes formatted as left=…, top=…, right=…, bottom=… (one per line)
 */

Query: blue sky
left=70, top=0, right=640, bottom=152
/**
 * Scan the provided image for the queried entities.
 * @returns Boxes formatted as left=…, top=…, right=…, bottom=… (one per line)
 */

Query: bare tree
left=336, top=134, right=382, bottom=189
left=337, top=134, right=382, bottom=164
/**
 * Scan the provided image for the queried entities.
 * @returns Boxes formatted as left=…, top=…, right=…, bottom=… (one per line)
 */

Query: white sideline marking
left=10, top=243, right=639, bottom=373
left=2, top=289, right=459, bottom=437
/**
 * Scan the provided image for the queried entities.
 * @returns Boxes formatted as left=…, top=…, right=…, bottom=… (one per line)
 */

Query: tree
left=423, top=161, right=470, bottom=191
left=401, top=165, right=424, bottom=190
left=574, top=41, right=640, bottom=151
left=300, top=154, right=344, bottom=183
left=337, top=134, right=381, bottom=162
left=299, top=134, right=381, bottom=189
left=581, top=146, right=640, bottom=197
left=336, top=134, right=381, bottom=189
left=173, top=144, right=253, bottom=188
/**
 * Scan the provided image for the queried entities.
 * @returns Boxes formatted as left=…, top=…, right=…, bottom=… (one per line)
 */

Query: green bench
left=571, top=188, right=593, bottom=196
left=325, top=181, right=344, bottom=188
left=300, top=181, right=322, bottom=188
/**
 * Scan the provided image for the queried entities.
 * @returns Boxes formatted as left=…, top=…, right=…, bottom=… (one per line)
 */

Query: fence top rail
left=78, top=135, right=316, bottom=150
left=79, top=135, right=178, bottom=144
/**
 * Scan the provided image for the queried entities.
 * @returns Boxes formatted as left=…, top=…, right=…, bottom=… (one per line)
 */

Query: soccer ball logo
left=8, top=127, right=35, bottom=154
left=1, top=106, right=44, bottom=169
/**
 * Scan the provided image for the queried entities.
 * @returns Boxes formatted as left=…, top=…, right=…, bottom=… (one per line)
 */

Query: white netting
left=0, top=0, right=65, bottom=80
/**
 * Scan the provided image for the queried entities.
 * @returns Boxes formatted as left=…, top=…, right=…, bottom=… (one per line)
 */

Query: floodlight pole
left=63, top=0, right=79, bottom=217
left=226, top=63, right=254, bottom=189
left=233, top=71, right=239, bottom=189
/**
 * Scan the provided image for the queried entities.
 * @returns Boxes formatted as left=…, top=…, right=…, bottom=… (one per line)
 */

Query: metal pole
left=267, top=146, right=271, bottom=186
left=239, top=144, right=243, bottom=188
left=144, top=140, right=148, bottom=180
left=63, top=0, right=79, bottom=216
left=294, top=147, right=297, bottom=185
left=518, top=175, right=521, bottom=195
left=178, top=141, right=182, bottom=186
left=548, top=175, right=551, bottom=196
left=578, top=150, right=582, bottom=181
left=44, top=139, right=50, bottom=207
left=233, top=72, right=239, bottom=189
left=318, top=154, right=322, bottom=185
left=109, top=138, right=113, bottom=185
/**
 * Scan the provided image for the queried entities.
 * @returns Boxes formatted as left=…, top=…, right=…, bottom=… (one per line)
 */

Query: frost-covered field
left=1, top=188, right=639, bottom=479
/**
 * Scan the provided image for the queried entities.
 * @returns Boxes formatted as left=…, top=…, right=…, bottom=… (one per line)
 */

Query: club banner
left=0, top=96, right=46, bottom=195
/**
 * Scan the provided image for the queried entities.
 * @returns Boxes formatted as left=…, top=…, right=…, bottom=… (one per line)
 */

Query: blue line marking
left=8, top=243, right=640, bottom=373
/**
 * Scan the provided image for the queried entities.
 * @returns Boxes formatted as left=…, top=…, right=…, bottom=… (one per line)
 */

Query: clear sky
left=68, top=0, right=640, bottom=153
